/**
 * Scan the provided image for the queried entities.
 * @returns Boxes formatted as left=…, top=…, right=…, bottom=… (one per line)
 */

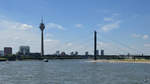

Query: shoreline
left=87, top=59, right=150, bottom=64
left=0, top=57, right=150, bottom=64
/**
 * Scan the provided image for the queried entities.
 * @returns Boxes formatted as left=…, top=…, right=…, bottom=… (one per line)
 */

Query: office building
left=85, top=51, right=89, bottom=56
left=0, top=50, right=4, bottom=56
left=56, top=51, right=60, bottom=55
left=19, top=46, right=30, bottom=55
left=101, top=50, right=104, bottom=56
left=61, top=52, right=66, bottom=56
left=70, top=52, right=74, bottom=55
left=4, top=47, right=12, bottom=56
left=96, top=50, right=99, bottom=55
left=74, top=51, right=78, bottom=55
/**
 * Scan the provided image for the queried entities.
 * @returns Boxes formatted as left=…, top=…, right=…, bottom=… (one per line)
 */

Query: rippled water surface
left=0, top=59, right=150, bottom=84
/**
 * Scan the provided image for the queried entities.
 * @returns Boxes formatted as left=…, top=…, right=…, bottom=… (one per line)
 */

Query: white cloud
left=47, top=23, right=65, bottom=30
left=18, top=24, right=33, bottom=30
left=143, top=35, right=149, bottom=40
left=97, top=41, right=130, bottom=55
left=132, top=33, right=141, bottom=38
left=75, top=24, right=83, bottom=28
left=97, top=42, right=110, bottom=47
left=101, top=21, right=121, bottom=32
left=104, top=13, right=120, bottom=22
left=97, top=24, right=102, bottom=27
left=99, top=13, right=121, bottom=32
left=132, top=34, right=149, bottom=40
left=45, top=33, right=54, bottom=38
left=144, top=44, right=150, bottom=47
left=104, top=17, right=113, bottom=21
left=112, top=13, right=120, bottom=17
left=66, top=43, right=73, bottom=46
left=44, top=39, right=58, bottom=42
left=0, top=20, right=33, bottom=30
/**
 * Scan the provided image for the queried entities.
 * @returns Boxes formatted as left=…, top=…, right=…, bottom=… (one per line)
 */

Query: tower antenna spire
left=41, top=16, right=43, bottom=23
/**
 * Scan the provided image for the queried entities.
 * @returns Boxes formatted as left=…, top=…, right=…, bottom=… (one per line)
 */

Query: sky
left=0, top=0, right=150, bottom=55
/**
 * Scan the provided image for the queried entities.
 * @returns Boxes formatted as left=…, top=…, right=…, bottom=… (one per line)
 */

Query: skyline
left=0, top=0, right=150, bottom=55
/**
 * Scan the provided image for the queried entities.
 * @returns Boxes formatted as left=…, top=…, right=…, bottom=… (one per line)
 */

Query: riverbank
left=88, top=59, right=150, bottom=64
left=0, top=58, right=7, bottom=61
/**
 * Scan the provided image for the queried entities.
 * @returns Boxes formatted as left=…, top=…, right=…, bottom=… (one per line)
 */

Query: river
left=0, top=59, right=150, bottom=84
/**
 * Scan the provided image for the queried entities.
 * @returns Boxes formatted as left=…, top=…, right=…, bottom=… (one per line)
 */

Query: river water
left=0, top=59, right=150, bottom=84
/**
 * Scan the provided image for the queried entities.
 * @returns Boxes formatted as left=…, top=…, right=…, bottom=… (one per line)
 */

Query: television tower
left=39, top=18, right=45, bottom=57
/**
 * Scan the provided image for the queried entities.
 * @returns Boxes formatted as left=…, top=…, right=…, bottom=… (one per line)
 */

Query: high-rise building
left=4, top=47, right=12, bottom=56
left=85, top=51, right=89, bottom=56
left=19, top=46, right=30, bottom=55
left=96, top=50, right=99, bottom=55
left=101, top=50, right=104, bottom=56
left=0, top=50, right=4, bottom=56
left=74, top=51, right=78, bottom=55
left=56, top=51, right=60, bottom=55
left=61, top=52, right=66, bottom=56
left=70, top=52, right=74, bottom=55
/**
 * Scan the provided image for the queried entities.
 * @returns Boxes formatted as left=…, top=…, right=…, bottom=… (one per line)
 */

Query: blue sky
left=0, top=0, right=150, bottom=55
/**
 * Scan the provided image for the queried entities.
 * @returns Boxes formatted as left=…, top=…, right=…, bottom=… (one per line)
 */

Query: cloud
left=101, top=21, right=121, bottom=32
left=132, top=34, right=149, bottom=40
left=45, top=33, right=53, bottom=38
left=47, top=23, right=65, bottom=30
left=97, top=41, right=130, bottom=55
left=18, top=24, right=33, bottom=30
left=0, top=20, right=39, bottom=53
left=143, top=35, right=149, bottom=40
left=104, top=17, right=113, bottom=21
left=75, top=24, right=83, bottom=28
left=132, top=33, right=141, bottom=38
left=97, top=24, right=102, bottom=27
left=104, top=13, right=120, bottom=22
left=44, top=39, right=58, bottom=42
left=112, top=13, right=120, bottom=17
left=0, top=20, right=33, bottom=30
left=66, top=43, right=73, bottom=46
left=99, top=13, right=121, bottom=32
left=97, top=42, right=110, bottom=47
left=144, top=44, right=150, bottom=47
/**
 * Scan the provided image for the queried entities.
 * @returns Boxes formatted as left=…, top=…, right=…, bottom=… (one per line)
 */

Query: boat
left=43, top=59, right=48, bottom=62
